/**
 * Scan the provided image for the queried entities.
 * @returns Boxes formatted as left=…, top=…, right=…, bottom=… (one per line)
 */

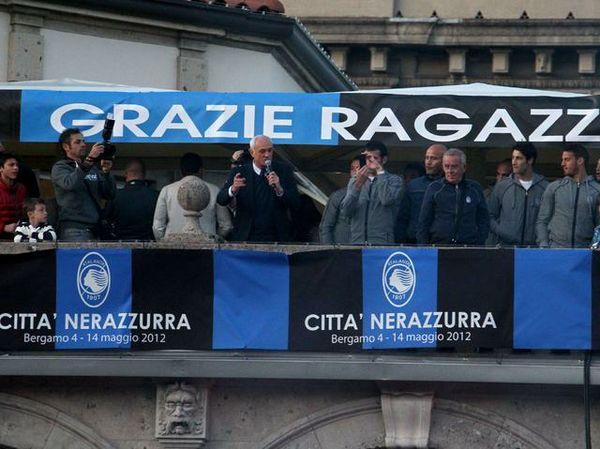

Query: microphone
left=264, top=159, right=278, bottom=191
left=264, top=159, right=273, bottom=176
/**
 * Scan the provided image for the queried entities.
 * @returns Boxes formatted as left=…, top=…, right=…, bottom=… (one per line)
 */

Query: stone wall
left=0, top=377, right=596, bottom=448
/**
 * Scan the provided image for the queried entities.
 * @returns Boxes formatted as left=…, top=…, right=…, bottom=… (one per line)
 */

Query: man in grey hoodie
left=488, top=143, right=548, bottom=246
left=536, top=144, right=600, bottom=248
left=341, top=140, right=403, bottom=245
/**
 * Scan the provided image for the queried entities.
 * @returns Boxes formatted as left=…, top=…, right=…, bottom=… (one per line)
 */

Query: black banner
left=339, top=93, right=600, bottom=148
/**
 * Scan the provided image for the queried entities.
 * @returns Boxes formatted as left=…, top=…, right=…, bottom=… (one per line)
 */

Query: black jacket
left=417, top=177, right=490, bottom=245
left=217, top=161, right=300, bottom=242
left=105, top=180, right=159, bottom=240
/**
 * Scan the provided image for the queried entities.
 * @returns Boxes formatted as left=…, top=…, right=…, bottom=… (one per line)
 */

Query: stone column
left=578, top=49, right=597, bottom=75
left=370, top=47, right=388, bottom=72
left=381, top=391, right=434, bottom=448
left=177, top=34, right=208, bottom=91
left=447, top=49, right=467, bottom=75
left=7, top=13, right=44, bottom=81
left=534, top=49, right=554, bottom=75
left=491, top=49, right=511, bottom=74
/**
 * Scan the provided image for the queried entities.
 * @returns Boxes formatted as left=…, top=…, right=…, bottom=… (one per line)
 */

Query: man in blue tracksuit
left=417, top=148, right=489, bottom=245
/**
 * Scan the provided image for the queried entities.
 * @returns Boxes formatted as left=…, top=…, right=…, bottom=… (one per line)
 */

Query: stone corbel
left=380, top=391, right=434, bottom=448
left=329, top=46, right=349, bottom=71
left=155, top=381, right=209, bottom=449
left=447, top=49, right=467, bottom=75
left=534, top=49, right=554, bottom=74
left=578, top=49, right=597, bottom=75
left=492, top=49, right=511, bottom=74
left=369, top=47, right=388, bottom=72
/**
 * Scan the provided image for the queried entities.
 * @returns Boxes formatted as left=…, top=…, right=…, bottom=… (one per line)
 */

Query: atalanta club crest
left=382, top=251, right=416, bottom=308
left=77, top=252, right=111, bottom=308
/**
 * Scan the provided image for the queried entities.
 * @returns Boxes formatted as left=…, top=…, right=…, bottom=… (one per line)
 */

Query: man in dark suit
left=217, top=135, right=300, bottom=242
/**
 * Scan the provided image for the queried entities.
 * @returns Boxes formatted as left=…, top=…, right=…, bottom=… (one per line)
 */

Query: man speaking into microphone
left=217, top=135, right=300, bottom=243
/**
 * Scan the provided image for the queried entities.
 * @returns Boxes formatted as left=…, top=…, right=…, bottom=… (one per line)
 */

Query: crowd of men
left=320, top=140, right=600, bottom=249
left=0, top=127, right=599, bottom=248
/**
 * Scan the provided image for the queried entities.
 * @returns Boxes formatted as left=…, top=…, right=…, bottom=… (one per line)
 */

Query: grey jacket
left=341, top=172, right=404, bottom=245
left=51, top=158, right=116, bottom=228
left=488, top=173, right=548, bottom=246
left=536, top=175, right=600, bottom=248
left=319, top=188, right=351, bottom=244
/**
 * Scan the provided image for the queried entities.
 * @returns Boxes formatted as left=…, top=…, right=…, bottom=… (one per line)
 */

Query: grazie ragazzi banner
left=1, top=89, right=600, bottom=147
left=1, top=248, right=599, bottom=351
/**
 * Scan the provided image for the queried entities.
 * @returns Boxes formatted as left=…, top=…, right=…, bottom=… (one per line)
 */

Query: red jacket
left=0, top=180, right=26, bottom=238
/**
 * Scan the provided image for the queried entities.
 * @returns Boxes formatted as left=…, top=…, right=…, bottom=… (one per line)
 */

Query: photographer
left=51, top=127, right=116, bottom=241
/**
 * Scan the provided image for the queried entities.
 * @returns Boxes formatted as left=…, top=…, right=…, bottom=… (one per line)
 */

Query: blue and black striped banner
left=0, top=248, right=596, bottom=351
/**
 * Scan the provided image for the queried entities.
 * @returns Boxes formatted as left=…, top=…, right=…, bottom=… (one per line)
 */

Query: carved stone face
left=164, top=388, right=198, bottom=435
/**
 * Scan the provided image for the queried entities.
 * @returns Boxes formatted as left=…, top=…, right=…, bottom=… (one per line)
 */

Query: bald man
left=396, top=144, right=446, bottom=243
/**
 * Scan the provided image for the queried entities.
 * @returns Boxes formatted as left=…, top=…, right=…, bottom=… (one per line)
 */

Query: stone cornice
left=300, top=17, right=600, bottom=46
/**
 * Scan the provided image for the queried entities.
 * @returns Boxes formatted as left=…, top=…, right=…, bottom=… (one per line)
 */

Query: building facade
left=287, top=0, right=600, bottom=93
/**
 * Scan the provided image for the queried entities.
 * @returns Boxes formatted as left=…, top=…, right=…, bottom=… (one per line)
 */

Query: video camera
left=100, top=114, right=117, bottom=161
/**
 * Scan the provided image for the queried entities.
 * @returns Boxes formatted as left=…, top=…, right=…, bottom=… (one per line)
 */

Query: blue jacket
left=417, top=177, right=490, bottom=245
left=396, top=174, right=442, bottom=242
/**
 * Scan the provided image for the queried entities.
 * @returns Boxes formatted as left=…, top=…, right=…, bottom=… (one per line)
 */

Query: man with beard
left=536, top=144, right=600, bottom=248
left=51, top=128, right=116, bottom=241
left=488, top=143, right=548, bottom=246
left=396, top=144, right=446, bottom=243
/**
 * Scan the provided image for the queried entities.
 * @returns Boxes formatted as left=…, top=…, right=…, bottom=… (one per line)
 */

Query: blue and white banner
left=1, top=247, right=600, bottom=351
left=11, top=89, right=600, bottom=147
left=55, top=249, right=132, bottom=349
left=20, top=91, right=340, bottom=145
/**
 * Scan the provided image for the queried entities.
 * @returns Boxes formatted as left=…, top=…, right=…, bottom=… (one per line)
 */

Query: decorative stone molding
left=448, top=49, right=467, bottom=74
left=259, top=396, right=559, bottom=449
left=155, top=382, right=209, bottom=449
left=578, top=49, right=597, bottom=74
left=491, top=49, right=511, bottom=74
left=370, top=47, right=388, bottom=72
left=381, top=391, right=433, bottom=448
left=534, top=49, right=554, bottom=74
